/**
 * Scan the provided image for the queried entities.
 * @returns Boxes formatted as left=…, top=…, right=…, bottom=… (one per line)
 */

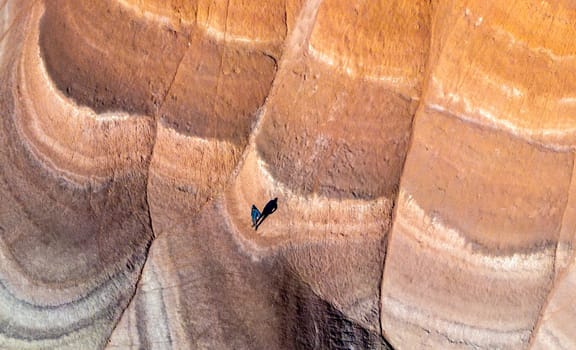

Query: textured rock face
left=0, top=0, right=575, bottom=349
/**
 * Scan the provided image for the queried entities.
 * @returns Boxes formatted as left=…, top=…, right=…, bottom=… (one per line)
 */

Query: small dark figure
left=251, top=205, right=261, bottom=227
left=255, top=198, right=278, bottom=230
left=261, top=198, right=278, bottom=217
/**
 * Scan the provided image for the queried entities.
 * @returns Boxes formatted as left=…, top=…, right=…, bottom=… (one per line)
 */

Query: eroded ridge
left=1, top=0, right=304, bottom=348
left=134, top=0, right=305, bottom=234
left=147, top=22, right=282, bottom=233
left=0, top=1, right=154, bottom=348
left=108, top=199, right=392, bottom=349
left=225, top=0, right=430, bottom=250
left=381, top=0, right=576, bottom=348
left=530, top=259, right=576, bottom=349
left=110, top=0, right=426, bottom=347
left=223, top=0, right=431, bottom=341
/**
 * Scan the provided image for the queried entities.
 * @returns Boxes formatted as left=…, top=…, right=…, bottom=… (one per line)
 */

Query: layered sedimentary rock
left=111, top=0, right=412, bottom=347
left=2, top=0, right=576, bottom=349
left=381, top=0, right=576, bottom=348
left=146, top=0, right=297, bottom=232
left=0, top=1, right=154, bottom=348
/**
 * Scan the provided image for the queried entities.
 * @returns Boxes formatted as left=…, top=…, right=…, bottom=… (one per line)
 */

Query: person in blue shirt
left=251, top=205, right=261, bottom=228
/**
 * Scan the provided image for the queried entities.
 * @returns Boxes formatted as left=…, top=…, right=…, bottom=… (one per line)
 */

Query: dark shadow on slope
left=162, top=199, right=393, bottom=350
left=255, top=197, right=278, bottom=230
left=270, top=261, right=394, bottom=350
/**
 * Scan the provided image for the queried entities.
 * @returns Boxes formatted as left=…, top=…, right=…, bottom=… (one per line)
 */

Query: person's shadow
left=255, top=198, right=278, bottom=230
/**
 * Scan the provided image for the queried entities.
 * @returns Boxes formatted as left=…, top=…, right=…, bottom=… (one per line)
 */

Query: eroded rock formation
left=0, top=0, right=575, bottom=349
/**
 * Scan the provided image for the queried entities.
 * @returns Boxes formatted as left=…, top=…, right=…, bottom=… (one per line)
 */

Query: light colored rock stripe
left=381, top=190, right=555, bottom=348
left=13, top=2, right=152, bottom=188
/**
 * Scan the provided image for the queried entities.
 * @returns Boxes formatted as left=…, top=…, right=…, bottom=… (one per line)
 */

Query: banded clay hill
left=1, top=0, right=576, bottom=349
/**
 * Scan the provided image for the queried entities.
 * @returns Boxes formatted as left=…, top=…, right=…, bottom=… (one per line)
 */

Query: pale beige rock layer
left=381, top=0, right=576, bottom=348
